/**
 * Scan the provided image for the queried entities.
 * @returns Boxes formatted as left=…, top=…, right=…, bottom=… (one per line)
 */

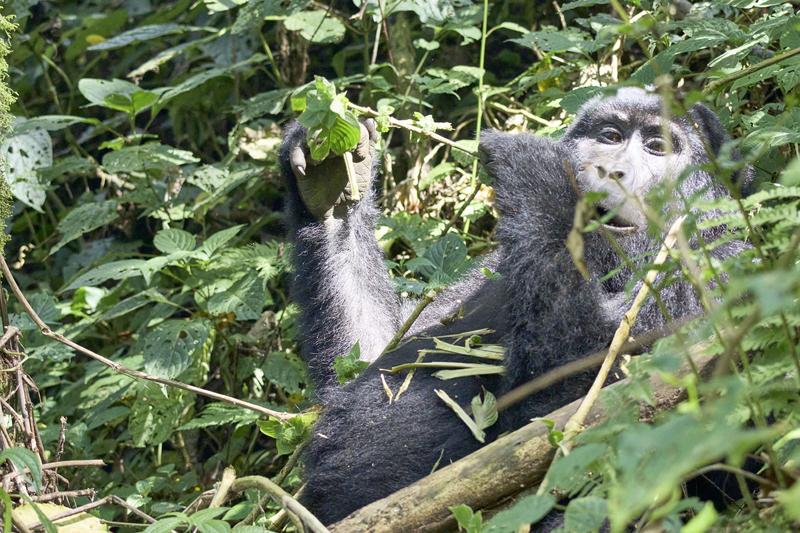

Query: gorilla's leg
left=280, top=122, right=401, bottom=397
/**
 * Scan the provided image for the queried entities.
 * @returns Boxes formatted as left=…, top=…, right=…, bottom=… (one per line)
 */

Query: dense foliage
left=0, top=0, right=799, bottom=531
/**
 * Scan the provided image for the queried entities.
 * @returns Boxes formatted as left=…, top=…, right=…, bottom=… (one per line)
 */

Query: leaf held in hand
left=293, top=76, right=361, bottom=161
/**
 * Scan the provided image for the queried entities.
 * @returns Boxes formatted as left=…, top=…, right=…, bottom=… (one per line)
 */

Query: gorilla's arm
left=480, top=132, right=636, bottom=421
left=279, top=122, right=401, bottom=396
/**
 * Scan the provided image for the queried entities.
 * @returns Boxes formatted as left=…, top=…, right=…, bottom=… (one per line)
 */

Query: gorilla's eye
left=645, top=136, right=669, bottom=156
left=600, top=128, right=623, bottom=144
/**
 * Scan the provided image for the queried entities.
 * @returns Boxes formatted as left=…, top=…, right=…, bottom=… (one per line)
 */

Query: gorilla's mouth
left=596, top=205, right=638, bottom=234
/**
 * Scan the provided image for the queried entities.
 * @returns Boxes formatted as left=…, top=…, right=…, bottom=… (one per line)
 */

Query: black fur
left=278, top=88, right=749, bottom=525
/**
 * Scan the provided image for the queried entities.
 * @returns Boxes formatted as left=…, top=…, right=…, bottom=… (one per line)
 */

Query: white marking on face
left=574, top=128, right=692, bottom=229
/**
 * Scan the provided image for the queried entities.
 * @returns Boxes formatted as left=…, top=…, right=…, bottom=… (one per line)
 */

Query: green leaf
left=143, top=516, right=187, bottom=533
left=295, top=76, right=361, bottom=161
left=633, top=32, right=729, bottom=84
left=15, top=499, right=58, bottom=533
left=608, top=393, right=773, bottom=530
left=156, top=55, right=265, bottom=108
left=0, top=448, right=42, bottom=492
left=103, top=143, right=199, bottom=173
left=511, top=29, right=590, bottom=53
left=264, top=352, right=307, bottom=394
left=62, top=259, right=147, bottom=291
left=532, top=417, right=564, bottom=448
left=546, top=443, right=608, bottom=495
left=1, top=126, right=52, bottom=212
left=779, top=156, right=800, bottom=187
left=13, top=115, right=99, bottom=134
left=178, top=403, right=260, bottom=431
left=257, top=412, right=317, bottom=455
left=680, top=501, right=718, bottom=533
left=564, top=496, right=607, bottom=533
left=78, top=78, right=158, bottom=115
left=154, top=228, right=196, bottom=254
left=98, top=289, right=161, bottom=321
left=188, top=508, right=228, bottom=526
left=196, top=519, right=230, bottom=533
left=414, top=38, right=440, bottom=51
left=51, top=200, right=118, bottom=254
left=435, top=388, right=486, bottom=443
left=471, top=390, right=498, bottom=432
left=206, top=271, right=266, bottom=320
left=88, top=24, right=207, bottom=51
left=284, top=10, right=346, bottom=44
left=199, top=225, right=244, bottom=258
left=204, top=0, right=247, bottom=12
left=70, top=286, right=106, bottom=316
left=237, top=89, right=292, bottom=121
left=139, top=319, right=213, bottom=379
left=333, top=342, right=368, bottom=384
left=230, top=526, right=273, bottom=533
left=485, top=494, right=555, bottom=532
left=562, top=0, right=609, bottom=10
left=0, top=488, right=11, bottom=533
left=86, top=405, right=131, bottom=430
left=409, top=233, right=472, bottom=288
left=450, top=504, right=484, bottom=533
left=129, top=385, right=185, bottom=446
left=232, top=0, right=302, bottom=34
left=189, top=165, right=230, bottom=192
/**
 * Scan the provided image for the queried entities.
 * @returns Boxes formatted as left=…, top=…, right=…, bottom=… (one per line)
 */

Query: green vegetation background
left=1, top=0, right=799, bottom=531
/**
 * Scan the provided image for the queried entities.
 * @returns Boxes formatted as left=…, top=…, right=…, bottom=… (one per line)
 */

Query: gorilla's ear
left=689, top=103, right=756, bottom=194
left=479, top=130, right=512, bottom=167
left=688, top=103, right=729, bottom=156
left=478, top=130, right=519, bottom=189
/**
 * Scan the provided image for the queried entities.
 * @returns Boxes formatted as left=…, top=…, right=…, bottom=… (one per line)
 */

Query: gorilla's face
left=566, top=91, right=694, bottom=233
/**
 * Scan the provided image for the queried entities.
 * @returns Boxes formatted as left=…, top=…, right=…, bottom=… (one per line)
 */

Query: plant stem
left=705, top=46, right=800, bottom=93
left=495, top=315, right=696, bottom=412
left=209, top=467, right=237, bottom=508
left=381, top=289, right=437, bottom=354
left=443, top=0, right=490, bottom=233
left=349, top=103, right=477, bottom=156
left=232, top=476, right=329, bottom=533
left=562, top=216, right=686, bottom=446
left=343, top=151, right=361, bottom=201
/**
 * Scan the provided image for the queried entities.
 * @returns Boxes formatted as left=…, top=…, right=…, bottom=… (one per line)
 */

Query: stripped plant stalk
left=349, top=102, right=477, bottom=157
left=382, top=289, right=438, bottom=354
left=342, top=151, right=361, bottom=201
left=231, top=476, right=329, bottom=533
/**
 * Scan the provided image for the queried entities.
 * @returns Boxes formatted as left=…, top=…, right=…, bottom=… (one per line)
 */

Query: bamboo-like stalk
left=561, top=216, right=686, bottom=447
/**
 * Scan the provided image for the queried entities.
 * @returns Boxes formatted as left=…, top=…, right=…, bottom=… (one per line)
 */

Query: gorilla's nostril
left=609, top=170, right=625, bottom=180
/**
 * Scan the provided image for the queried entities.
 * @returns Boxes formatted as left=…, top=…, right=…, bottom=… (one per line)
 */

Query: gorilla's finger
left=364, top=118, right=378, bottom=143
left=354, top=123, right=372, bottom=162
left=290, top=145, right=307, bottom=177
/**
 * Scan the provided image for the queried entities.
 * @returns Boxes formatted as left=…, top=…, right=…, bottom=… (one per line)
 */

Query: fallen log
left=330, top=348, right=714, bottom=533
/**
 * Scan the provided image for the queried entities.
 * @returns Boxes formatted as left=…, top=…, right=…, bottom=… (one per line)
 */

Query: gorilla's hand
left=287, top=119, right=378, bottom=220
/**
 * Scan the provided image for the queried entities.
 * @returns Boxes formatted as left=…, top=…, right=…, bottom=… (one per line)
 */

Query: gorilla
left=278, top=87, right=750, bottom=525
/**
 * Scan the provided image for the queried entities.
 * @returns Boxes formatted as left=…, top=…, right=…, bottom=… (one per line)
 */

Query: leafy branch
left=0, top=256, right=297, bottom=421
